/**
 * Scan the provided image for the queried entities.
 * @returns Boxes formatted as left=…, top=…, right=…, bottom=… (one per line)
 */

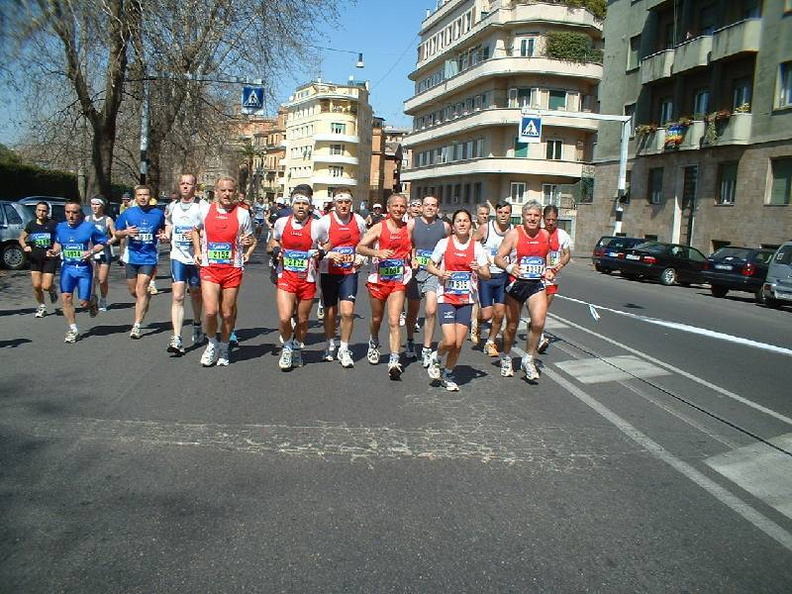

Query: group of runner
left=20, top=175, right=571, bottom=390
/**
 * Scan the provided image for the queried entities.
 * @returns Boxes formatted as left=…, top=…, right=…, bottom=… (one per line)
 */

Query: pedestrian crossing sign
left=518, top=116, right=542, bottom=143
left=241, top=86, right=264, bottom=114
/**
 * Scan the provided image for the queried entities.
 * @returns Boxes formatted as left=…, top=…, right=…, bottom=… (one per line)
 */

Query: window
left=518, top=36, right=537, bottom=57
left=510, top=182, right=526, bottom=204
left=546, top=139, right=563, bottom=160
left=649, top=168, right=664, bottom=204
left=769, top=158, right=792, bottom=205
left=549, top=90, right=567, bottom=110
left=514, top=137, right=528, bottom=158
left=542, top=184, right=560, bottom=207
left=2, top=203, right=23, bottom=225
left=628, top=35, right=641, bottom=70
left=732, top=77, right=752, bottom=109
left=717, top=162, right=738, bottom=205
left=508, top=88, right=533, bottom=109
left=693, top=89, right=710, bottom=116
left=659, top=97, right=674, bottom=125
left=329, top=166, right=344, bottom=177
left=331, top=122, right=346, bottom=134
left=777, top=62, right=792, bottom=108
left=330, top=144, right=344, bottom=156
left=624, top=103, right=636, bottom=135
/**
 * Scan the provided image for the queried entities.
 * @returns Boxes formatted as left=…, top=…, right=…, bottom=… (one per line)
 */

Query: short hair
left=451, top=208, right=472, bottom=223
left=494, top=200, right=512, bottom=210
left=214, top=176, right=236, bottom=190
left=522, top=200, right=543, bottom=215
left=476, top=203, right=491, bottom=212
left=292, top=183, right=313, bottom=197
left=133, top=184, right=151, bottom=194
left=387, top=193, right=408, bottom=206
left=421, top=195, right=438, bottom=205
left=179, top=173, right=196, bottom=184
left=36, top=201, right=50, bottom=211
left=543, top=204, right=559, bottom=217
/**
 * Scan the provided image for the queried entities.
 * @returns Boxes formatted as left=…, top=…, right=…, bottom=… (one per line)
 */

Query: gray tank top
left=87, top=214, right=112, bottom=260
left=412, top=217, right=448, bottom=281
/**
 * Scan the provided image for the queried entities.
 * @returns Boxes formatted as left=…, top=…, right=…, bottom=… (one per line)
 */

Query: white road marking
left=558, top=295, right=792, bottom=357
left=705, top=433, right=792, bottom=520
left=555, top=355, right=670, bottom=384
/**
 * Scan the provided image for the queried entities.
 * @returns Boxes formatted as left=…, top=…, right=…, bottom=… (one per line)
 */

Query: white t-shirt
left=430, top=236, right=489, bottom=304
left=547, top=228, right=573, bottom=284
left=167, top=200, right=203, bottom=264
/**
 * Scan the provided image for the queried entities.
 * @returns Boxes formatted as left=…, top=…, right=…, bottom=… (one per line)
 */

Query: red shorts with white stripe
left=545, top=283, right=559, bottom=296
left=277, top=276, right=317, bottom=300
left=200, top=266, right=243, bottom=289
left=366, top=281, right=406, bottom=301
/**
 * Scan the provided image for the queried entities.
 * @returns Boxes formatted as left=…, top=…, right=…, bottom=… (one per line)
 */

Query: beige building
left=282, top=79, right=373, bottom=205
left=370, top=119, right=409, bottom=205
left=586, top=0, right=792, bottom=255
left=401, top=0, right=605, bottom=232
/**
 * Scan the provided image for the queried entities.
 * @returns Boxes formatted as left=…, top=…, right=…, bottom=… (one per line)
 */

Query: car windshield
left=711, top=247, right=751, bottom=259
left=753, top=250, right=774, bottom=264
left=634, top=241, right=664, bottom=253
left=774, top=246, right=792, bottom=265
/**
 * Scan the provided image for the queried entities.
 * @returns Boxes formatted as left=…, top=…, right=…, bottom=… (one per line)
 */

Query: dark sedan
left=702, top=246, right=775, bottom=303
left=619, top=241, right=706, bottom=286
left=591, top=235, right=645, bottom=274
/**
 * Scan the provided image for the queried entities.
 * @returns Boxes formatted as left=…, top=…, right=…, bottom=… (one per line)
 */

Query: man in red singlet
left=494, top=201, right=557, bottom=382
left=192, top=176, right=255, bottom=367
left=356, top=193, right=412, bottom=380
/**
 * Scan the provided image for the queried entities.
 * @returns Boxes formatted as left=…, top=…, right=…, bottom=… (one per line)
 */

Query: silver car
left=0, top=200, right=35, bottom=269
left=763, top=241, right=792, bottom=308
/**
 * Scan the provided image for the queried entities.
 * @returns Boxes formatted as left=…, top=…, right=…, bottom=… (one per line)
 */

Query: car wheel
left=659, top=267, right=677, bottom=286
left=754, top=288, right=765, bottom=305
left=594, top=263, right=604, bottom=273
left=1, top=243, right=26, bottom=270
left=710, top=285, right=728, bottom=298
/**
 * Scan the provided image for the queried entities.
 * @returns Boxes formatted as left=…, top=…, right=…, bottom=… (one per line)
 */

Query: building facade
left=282, top=80, right=373, bottom=205
left=586, top=0, right=792, bottom=255
left=370, top=119, right=409, bottom=205
left=401, top=0, right=605, bottom=233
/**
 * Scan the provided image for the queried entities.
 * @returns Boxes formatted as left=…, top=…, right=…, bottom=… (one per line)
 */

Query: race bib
left=378, top=258, right=404, bottom=282
left=63, top=243, right=83, bottom=264
left=547, top=250, right=561, bottom=268
left=518, top=256, right=545, bottom=280
left=329, top=246, right=355, bottom=271
left=415, top=249, right=433, bottom=270
left=444, top=271, right=472, bottom=296
left=29, top=232, right=51, bottom=248
left=135, top=228, right=154, bottom=244
left=282, top=249, right=310, bottom=273
left=174, top=225, right=193, bottom=247
left=207, top=242, right=232, bottom=265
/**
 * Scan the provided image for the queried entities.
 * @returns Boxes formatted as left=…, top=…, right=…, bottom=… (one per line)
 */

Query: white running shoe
left=367, top=340, right=380, bottom=365
left=279, top=344, right=293, bottom=370
left=500, top=355, right=514, bottom=377
left=167, top=335, right=185, bottom=356
left=442, top=373, right=459, bottom=392
left=317, top=303, right=325, bottom=321
left=322, top=343, right=336, bottom=362
left=129, top=323, right=142, bottom=339
left=35, top=304, right=46, bottom=318
left=98, top=297, right=108, bottom=312
left=217, top=344, right=230, bottom=366
left=64, top=329, right=80, bottom=344
left=421, top=347, right=432, bottom=369
left=200, top=343, right=218, bottom=367
left=427, top=352, right=441, bottom=380
left=469, top=319, right=480, bottom=345
left=399, top=311, right=406, bottom=327
left=537, top=334, right=551, bottom=354
left=388, top=359, right=403, bottom=380
left=521, top=355, right=540, bottom=381
left=338, top=348, right=354, bottom=368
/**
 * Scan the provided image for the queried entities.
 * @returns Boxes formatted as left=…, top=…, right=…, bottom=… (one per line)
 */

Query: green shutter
left=770, top=159, right=792, bottom=206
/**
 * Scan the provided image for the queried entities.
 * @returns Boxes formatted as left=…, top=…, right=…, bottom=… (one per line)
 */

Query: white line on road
left=558, top=295, right=792, bottom=357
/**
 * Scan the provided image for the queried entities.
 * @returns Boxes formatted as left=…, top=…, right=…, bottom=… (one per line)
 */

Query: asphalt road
left=1, top=247, right=791, bottom=593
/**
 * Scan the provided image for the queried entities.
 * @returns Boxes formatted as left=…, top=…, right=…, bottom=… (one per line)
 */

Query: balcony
left=679, top=121, right=706, bottom=150
left=313, top=134, right=360, bottom=144
left=711, top=18, right=762, bottom=62
left=405, top=56, right=603, bottom=113
left=707, top=112, right=753, bottom=145
left=641, top=49, right=674, bottom=84
left=672, top=35, right=712, bottom=74
left=313, top=154, right=360, bottom=166
left=635, top=127, right=666, bottom=156
left=401, top=157, right=584, bottom=182
left=310, top=175, right=358, bottom=187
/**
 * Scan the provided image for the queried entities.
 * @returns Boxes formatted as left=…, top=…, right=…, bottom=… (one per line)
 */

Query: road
left=1, top=247, right=791, bottom=593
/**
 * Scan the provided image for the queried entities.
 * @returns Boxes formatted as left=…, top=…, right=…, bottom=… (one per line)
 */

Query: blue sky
left=0, top=0, right=427, bottom=145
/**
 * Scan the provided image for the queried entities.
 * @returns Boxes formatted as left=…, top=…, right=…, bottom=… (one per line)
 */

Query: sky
left=0, top=0, right=430, bottom=145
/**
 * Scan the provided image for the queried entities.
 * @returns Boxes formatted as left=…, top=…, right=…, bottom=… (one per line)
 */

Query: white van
left=763, top=241, right=792, bottom=308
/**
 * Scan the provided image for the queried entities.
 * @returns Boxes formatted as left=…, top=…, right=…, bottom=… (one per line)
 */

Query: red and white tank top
left=327, top=213, right=362, bottom=275
left=201, top=203, right=242, bottom=268
left=511, top=227, right=551, bottom=281
left=279, top=215, right=315, bottom=281
left=440, top=237, right=477, bottom=305
left=368, top=219, right=412, bottom=284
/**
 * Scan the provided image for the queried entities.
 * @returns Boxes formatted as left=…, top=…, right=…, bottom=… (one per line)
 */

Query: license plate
left=608, top=251, right=619, bottom=257
left=714, top=264, right=732, bottom=270
left=625, top=254, right=640, bottom=260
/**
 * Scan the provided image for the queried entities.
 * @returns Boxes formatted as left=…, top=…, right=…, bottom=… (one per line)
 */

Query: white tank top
left=481, top=220, right=512, bottom=275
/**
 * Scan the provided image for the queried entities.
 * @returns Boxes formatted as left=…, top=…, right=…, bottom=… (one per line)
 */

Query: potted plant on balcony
left=703, top=109, right=732, bottom=145
left=635, top=123, right=658, bottom=137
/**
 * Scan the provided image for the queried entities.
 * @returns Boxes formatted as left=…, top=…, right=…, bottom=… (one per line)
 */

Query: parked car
left=702, top=246, right=775, bottom=303
left=0, top=200, right=35, bottom=269
left=17, top=196, right=69, bottom=222
left=763, top=241, right=792, bottom=308
left=591, top=235, right=645, bottom=274
left=619, top=241, right=707, bottom=286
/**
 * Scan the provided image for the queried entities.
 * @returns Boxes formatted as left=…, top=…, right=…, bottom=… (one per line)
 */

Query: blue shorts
left=171, top=259, right=200, bottom=287
left=320, top=272, right=359, bottom=306
left=438, top=302, right=473, bottom=327
left=125, top=263, right=157, bottom=280
left=506, top=279, right=545, bottom=304
left=60, top=265, right=93, bottom=301
left=478, top=273, right=507, bottom=307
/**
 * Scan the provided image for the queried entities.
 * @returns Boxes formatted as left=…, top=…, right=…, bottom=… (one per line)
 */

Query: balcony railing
left=672, top=35, right=712, bottom=74
left=641, top=49, right=674, bottom=84
left=711, top=18, right=762, bottom=62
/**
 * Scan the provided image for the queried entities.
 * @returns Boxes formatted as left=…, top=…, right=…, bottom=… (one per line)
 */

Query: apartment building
left=370, top=118, right=409, bottom=205
left=586, top=0, right=792, bottom=254
left=282, top=79, right=373, bottom=205
left=402, top=0, right=605, bottom=234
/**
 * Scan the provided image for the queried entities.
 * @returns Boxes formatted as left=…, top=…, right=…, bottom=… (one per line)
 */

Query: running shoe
left=192, top=324, right=205, bottom=345
left=317, top=303, right=325, bottom=321
left=414, top=321, right=421, bottom=333
left=537, top=334, right=551, bottom=354
left=88, top=295, right=99, bottom=318
left=427, top=352, right=441, bottom=380
left=200, top=343, right=218, bottom=367
left=483, top=341, right=500, bottom=358
left=405, top=340, right=417, bottom=360
left=322, top=343, right=337, bottom=362
left=48, top=288, right=58, bottom=303
left=292, top=348, right=304, bottom=368
left=217, top=344, right=230, bottom=366
left=64, top=329, right=80, bottom=344
left=278, top=344, right=293, bottom=370
left=148, top=280, right=158, bottom=295
left=338, top=348, right=354, bottom=369
left=421, top=347, right=432, bottom=368
left=167, top=335, right=185, bottom=356
left=35, top=304, right=46, bottom=318
left=367, top=339, right=380, bottom=365
left=442, top=373, right=459, bottom=392
left=229, top=330, right=239, bottom=346
left=469, top=319, right=480, bottom=345
left=388, top=360, right=403, bottom=380
left=98, top=297, right=108, bottom=312
left=521, top=355, right=540, bottom=381
left=130, top=323, right=142, bottom=339
left=399, top=311, right=406, bottom=327
left=500, top=355, right=514, bottom=377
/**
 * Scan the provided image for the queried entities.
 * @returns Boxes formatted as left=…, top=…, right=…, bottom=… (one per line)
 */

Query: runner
left=165, top=173, right=204, bottom=355
left=365, top=202, right=384, bottom=229
left=84, top=196, right=117, bottom=311
left=18, top=201, right=59, bottom=317
left=269, top=185, right=321, bottom=371
left=473, top=201, right=513, bottom=357
left=538, top=204, right=572, bottom=353
left=193, top=176, right=255, bottom=367
left=493, top=201, right=557, bottom=381
left=405, top=195, right=451, bottom=367
left=113, top=184, right=167, bottom=339
left=312, top=189, right=367, bottom=368
left=47, top=199, right=106, bottom=342
left=425, top=208, right=490, bottom=391
left=356, top=193, right=412, bottom=379
left=253, top=196, right=268, bottom=241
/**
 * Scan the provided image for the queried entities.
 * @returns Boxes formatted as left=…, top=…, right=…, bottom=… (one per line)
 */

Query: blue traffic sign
left=519, top=116, right=542, bottom=143
left=241, top=86, right=264, bottom=113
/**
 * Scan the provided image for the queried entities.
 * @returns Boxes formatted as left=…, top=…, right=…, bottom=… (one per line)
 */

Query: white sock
left=69, top=323, right=78, bottom=332
left=340, top=341, right=349, bottom=351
